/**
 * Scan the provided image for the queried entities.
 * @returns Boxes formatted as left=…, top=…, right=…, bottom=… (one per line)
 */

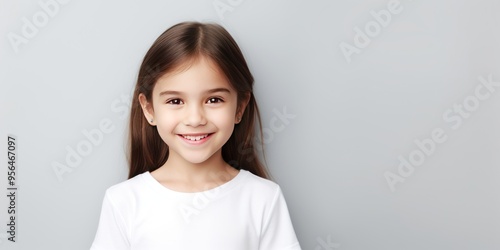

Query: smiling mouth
left=180, top=133, right=212, bottom=141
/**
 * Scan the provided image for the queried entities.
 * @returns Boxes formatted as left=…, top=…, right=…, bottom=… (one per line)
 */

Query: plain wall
left=1, top=0, right=499, bottom=249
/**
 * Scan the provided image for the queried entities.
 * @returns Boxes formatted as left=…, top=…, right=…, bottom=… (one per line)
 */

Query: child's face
left=140, top=57, right=242, bottom=165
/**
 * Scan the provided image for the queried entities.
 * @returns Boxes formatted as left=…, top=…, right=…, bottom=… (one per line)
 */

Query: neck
left=156, top=149, right=237, bottom=186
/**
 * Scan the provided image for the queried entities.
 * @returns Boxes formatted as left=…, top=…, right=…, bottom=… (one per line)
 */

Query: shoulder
left=103, top=172, right=151, bottom=206
left=240, top=170, right=280, bottom=192
left=107, top=172, right=148, bottom=193
left=237, top=170, right=284, bottom=202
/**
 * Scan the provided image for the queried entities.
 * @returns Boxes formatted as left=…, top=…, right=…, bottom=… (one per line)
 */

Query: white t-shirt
left=90, top=169, right=301, bottom=250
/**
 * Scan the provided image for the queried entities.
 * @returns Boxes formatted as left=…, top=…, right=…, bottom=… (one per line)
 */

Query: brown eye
left=207, top=97, right=223, bottom=104
left=166, top=99, right=183, bottom=105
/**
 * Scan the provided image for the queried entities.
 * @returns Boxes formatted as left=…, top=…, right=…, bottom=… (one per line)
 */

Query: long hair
left=128, top=22, right=268, bottom=179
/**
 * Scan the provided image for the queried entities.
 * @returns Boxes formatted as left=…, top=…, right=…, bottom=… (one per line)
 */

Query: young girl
left=90, top=21, right=301, bottom=250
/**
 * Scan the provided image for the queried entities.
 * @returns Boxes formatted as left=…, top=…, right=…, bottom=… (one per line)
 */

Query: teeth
left=182, top=134, right=209, bottom=141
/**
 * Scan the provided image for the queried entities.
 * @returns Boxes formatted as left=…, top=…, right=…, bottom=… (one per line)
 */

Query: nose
left=183, top=104, right=207, bottom=127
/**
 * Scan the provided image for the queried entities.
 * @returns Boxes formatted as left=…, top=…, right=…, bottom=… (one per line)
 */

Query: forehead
left=153, top=57, right=234, bottom=95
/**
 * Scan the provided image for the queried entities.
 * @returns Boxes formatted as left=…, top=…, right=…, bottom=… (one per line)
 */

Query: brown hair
left=128, top=21, right=269, bottom=179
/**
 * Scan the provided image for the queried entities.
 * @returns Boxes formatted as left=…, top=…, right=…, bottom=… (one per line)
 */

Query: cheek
left=156, top=107, right=174, bottom=117
left=154, top=109, right=178, bottom=131
left=214, top=114, right=236, bottom=138
left=209, top=106, right=237, bottom=124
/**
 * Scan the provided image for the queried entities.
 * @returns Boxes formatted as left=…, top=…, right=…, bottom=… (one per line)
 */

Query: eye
left=166, top=98, right=183, bottom=105
left=207, top=97, right=224, bottom=104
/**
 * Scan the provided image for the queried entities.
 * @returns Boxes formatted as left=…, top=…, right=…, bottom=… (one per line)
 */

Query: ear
left=235, top=92, right=251, bottom=124
left=138, top=93, right=156, bottom=126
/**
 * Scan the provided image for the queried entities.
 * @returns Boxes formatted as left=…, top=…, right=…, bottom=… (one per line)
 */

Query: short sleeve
left=90, top=190, right=131, bottom=250
left=259, top=187, right=302, bottom=250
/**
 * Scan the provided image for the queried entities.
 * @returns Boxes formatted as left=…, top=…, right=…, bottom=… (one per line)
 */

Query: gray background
left=1, top=0, right=499, bottom=249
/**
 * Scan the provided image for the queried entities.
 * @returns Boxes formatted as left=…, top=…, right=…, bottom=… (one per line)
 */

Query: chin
left=180, top=153, right=216, bottom=165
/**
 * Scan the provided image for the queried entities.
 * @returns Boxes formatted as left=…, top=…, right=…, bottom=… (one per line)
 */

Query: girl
left=90, top=21, right=301, bottom=250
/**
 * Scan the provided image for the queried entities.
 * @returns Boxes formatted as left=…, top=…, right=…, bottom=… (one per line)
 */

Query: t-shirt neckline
left=141, top=169, right=249, bottom=197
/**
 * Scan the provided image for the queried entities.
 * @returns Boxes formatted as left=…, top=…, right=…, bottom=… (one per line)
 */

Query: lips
left=182, top=134, right=209, bottom=141
left=178, top=133, right=213, bottom=144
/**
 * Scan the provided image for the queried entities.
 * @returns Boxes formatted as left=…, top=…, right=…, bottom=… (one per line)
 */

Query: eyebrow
left=159, top=88, right=231, bottom=96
